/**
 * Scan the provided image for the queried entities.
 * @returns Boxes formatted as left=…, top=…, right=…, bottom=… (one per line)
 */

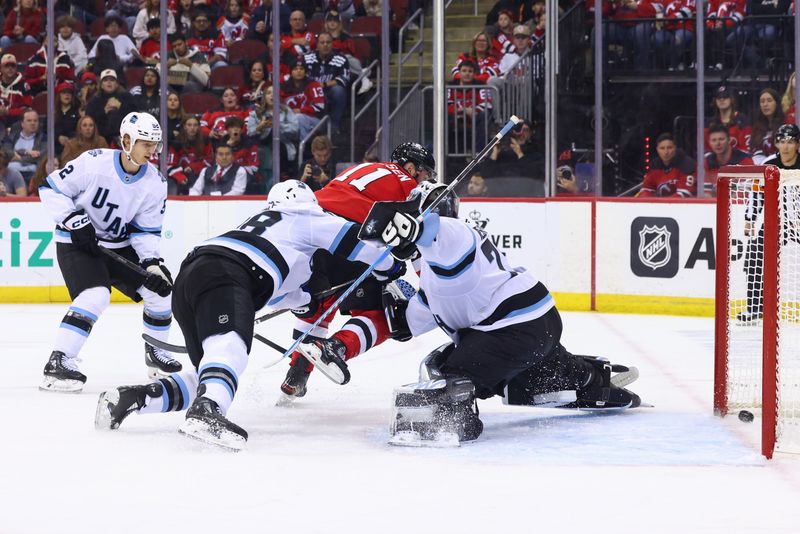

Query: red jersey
left=316, top=162, right=418, bottom=223
left=281, top=79, right=325, bottom=117
left=451, top=53, right=500, bottom=84
left=199, top=108, right=250, bottom=137
left=637, top=166, right=697, bottom=197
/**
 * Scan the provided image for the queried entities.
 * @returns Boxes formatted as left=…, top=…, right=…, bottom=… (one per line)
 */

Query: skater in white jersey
left=38, top=111, right=180, bottom=393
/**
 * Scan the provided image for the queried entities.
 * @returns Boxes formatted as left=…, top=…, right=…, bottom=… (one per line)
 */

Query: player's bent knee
left=73, top=286, right=112, bottom=317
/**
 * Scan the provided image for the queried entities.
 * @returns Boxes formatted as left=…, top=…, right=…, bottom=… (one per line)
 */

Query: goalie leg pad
left=389, top=377, right=483, bottom=446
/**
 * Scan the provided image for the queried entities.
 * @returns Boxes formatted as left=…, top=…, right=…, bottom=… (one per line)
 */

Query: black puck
left=738, top=410, right=754, bottom=423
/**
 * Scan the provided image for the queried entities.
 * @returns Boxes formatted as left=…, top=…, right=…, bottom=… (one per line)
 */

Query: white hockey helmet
left=120, top=112, right=163, bottom=163
left=408, top=180, right=459, bottom=218
left=267, top=179, right=318, bottom=206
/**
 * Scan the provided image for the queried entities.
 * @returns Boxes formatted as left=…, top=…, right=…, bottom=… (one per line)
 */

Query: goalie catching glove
left=140, top=258, right=173, bottom=297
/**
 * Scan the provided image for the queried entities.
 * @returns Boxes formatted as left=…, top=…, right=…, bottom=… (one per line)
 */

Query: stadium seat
left=228, top=39, right=267, bottom=65
left=181, top=92, right=220, bottom=115
left=32, top=92, right=47, bottom=117
left=350, top=17, right=382, bottom=36
left=5, top=42, right=39, bottom=64
left=308, top=18, right=325, bottom=35
left=124, top=66, right=145, bottom=89
left=210, top=65, right=245, bottom=92
left=353, top=37, right=371, bottom=64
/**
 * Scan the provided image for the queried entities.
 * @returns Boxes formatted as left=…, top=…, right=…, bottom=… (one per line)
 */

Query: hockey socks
left=335, top=310, right=390, bottom=360
left=51, top=287, right=110, bottom=363
left=139, top=370, right=199, bottom=414
left=196, top=332, right=248, bottom=415
left=142, top=306, right=172, bottom=345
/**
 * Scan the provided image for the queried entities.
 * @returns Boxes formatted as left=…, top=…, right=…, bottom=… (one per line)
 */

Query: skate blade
left=388, top=431, right=461, bottom=448
left=611, top=366, right=639, bottom=388
left=39, top=376, right=83, bottom=393
left=178, top=418, right=246, bottom=452
left=296, top=346, right=349, bottom=385
left=94, top=390, right=121, bottom=430
left=147, top=366, right=178, bottom=380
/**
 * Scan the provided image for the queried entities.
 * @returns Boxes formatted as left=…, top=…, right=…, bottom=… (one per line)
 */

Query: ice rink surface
left=2, top=303, right=800, bottom=533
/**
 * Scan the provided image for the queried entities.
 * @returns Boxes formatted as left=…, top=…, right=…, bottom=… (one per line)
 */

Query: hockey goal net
left=715, top=165, right=800, bottom=458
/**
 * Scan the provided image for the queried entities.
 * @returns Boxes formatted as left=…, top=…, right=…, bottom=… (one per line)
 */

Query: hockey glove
left=373, top=258, right=407, bottom=282
left=381, top=212, right=421, bottom=248
left=383, top=279, right=416, bottom=342
left=292, top=292, right=338, bottom=321
left=63, top=210, right=100, bottom=255
left=141, top=258, right=173, bottom=297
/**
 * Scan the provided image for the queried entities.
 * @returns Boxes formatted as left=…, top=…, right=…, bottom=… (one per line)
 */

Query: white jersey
left=39, top=148, right=167, bottom=261
left=198, top=203, right=394, bottom=310
left=407, top=216, right=554, bottom=343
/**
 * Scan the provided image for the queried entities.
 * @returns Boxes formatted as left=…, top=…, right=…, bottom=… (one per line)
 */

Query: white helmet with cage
left=119, top=112, right=163, bottom=165
left=267, top=179, right=318, bottom=207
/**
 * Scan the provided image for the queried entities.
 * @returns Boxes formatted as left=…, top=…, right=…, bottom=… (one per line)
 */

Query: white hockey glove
left=381, top=212, right=421, bottom=248
left=140, top=258, right=173, bottom=297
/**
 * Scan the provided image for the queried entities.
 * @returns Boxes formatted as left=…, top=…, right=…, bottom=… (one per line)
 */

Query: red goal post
left=714, top=165, right=791, bottom=459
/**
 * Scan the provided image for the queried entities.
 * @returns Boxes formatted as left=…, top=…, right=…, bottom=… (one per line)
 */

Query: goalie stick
left=278, top=115, right=523, bottom=372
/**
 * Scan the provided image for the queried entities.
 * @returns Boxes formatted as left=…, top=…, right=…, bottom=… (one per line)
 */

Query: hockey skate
left=144, top=342, right=182, bottom=379
left=389, top=377, right=483, bottom=448
left=179, top=395, right=248, bottom=452
left=277, top=359, right=311, bottom=406
left=573, top=357, right=641, bottom=411
left=95, top=383, right=164, bottom=430
left=295, top=337, right=350, bottom=385
left=39, top=351, right=86, bottom=393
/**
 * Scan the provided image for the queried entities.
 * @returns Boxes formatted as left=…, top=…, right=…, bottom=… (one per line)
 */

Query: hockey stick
left=98, top=246, right=150, bottom=278
left=143, top=279, right=358, bottom=353
left=278, top=115, right=523, bottom=365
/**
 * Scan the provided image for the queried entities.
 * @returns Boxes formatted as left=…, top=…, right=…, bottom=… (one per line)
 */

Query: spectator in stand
left=282, top=10, right=316, bottom=56
left=705, top=85, right=750, bottom=151
left=172, top=0, right=196, bottom=35
left=452, top=32, right=500, bottom=84
left=189, top=143, right=248, bottom=196
left=466, top=172, right=489, bottom=197
left=361, top=0, right=382, bottom=17
left=237, top=60, right=268, bottom=110
left=749, top=88, right=784, bottom=163
left=305, top=32, right=350, bottom=134
left=247, top=0, right=291, bottom=40
left=24, top=37, right=75, bottom=95
left=133, top=0, right=177, bottom=47
left=483, top=119, right=542, bottom=179
left=138, top=18, right=166, bottom=66
left=166, top=91, right=186, bottom=145
left=77, top=71, right=98, bottom=114
left=741, top=0, right=790, bottom=68
left=217, top=0, right=250, bottom=48
left=87, top=40, right=126, bottom=83
left=200, top=86, right=250, bottom=140
left=782, top=73, right=796, bottom=125
left=704, top=123, right=754, bottom=188
left=498, top=25, right=533, bottom=74
left=106, top=0, right=140, bottom=33
left=57, top=15, right=88, bottom=74
left=259, top=33, right=293, bottom=82
left=447, top=59, right=489, bottom=152
left=0, top=54, right=33, bottom=129
left=519, top=0, right=546, bottom=27
left=167, top=32, right=211, bottom=93
left=2, top=108, right=45, bottom=183
left=54, top=81, right=80, bottom=157
left=633, top=0, right=670, bottom=69
left=187, top=10, right=228, bottom=71
left=1, top=0, right=44, bottom=50
left=88, top=16, right=139, bottom=66
left=246, top=84, right=299, bottom=185
left=85, top=69, right=137, bottom=144
left=661, top=0, right=697, bottom=71
left=58, top=114, right=108, bottom=167
left=705, top=0, right=746, bottom=70
left=168, top=115, right=212, bottom=194
left=325, top=9, right=372, bottom=94
left=297, top=134, right=335, bottom=190
left=222, top=115, right=259, bottom=183
left=485, top=0, right=519, bottom=26
left=281, top=56, right=325, bottom=140
left=490, top=10, right=517, bottom=59
left=0, top=152, right=27, bottom=196
left=322, top=0, right=355, bottom=24
left=556, top=165, right=579, bottom=194
left=636, top=132, right=697, bottom=197
left=130, top=66, right=161, bottom=118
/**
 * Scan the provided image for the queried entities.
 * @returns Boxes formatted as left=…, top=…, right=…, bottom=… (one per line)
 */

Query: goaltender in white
left=38, top=111, right=181, bottom=393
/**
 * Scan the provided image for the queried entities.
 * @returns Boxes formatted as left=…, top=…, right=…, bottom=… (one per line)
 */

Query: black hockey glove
left=63, top=210, right=100, bottom=255
left=141, top=258, right=173, bottom=297
left=382, top=279, right=416, bottom=342
left=373, top=258, right=406, bottom=282
left=391, top=241, right=420, bottom=262
left=292, top=291, right=338, bottom=320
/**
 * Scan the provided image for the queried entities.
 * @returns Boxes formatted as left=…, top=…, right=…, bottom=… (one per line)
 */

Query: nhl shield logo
left=638, top=225, right=671, bottom=270
left=630, top=217, right=679, bottom=278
